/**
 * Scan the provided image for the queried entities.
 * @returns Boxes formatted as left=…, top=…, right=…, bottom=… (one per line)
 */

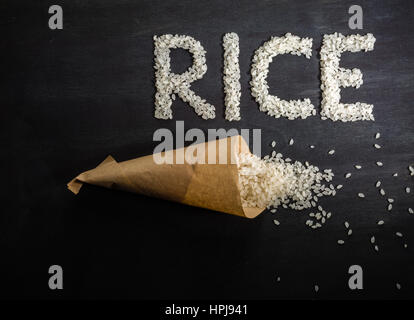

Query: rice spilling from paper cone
left=237, top=152, right=335, bottom=214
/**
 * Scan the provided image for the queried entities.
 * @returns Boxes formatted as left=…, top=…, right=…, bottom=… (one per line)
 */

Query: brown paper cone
left=67, top=135, right=265, bottom=218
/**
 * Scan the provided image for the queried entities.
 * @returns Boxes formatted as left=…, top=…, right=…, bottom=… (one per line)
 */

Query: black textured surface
left=1, top=0, right=413, bottom=299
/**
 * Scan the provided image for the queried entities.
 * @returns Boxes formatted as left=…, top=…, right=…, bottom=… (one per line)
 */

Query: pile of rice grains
left=237, top=138, right=413, bottom=233
left=153, top=32, right=412, bottom=292
left=238, top=138, right=412, bottom=293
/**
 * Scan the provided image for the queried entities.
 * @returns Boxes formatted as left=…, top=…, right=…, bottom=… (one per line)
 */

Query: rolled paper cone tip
left=67, top=136, right=265, bottom=218
left=67, top=179, right=82, bottom=194
left=67, top=155, right=116, bottom=194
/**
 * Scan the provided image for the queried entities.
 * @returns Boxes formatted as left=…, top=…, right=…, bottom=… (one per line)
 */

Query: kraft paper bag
left=68, top=135, right=265, bottom=218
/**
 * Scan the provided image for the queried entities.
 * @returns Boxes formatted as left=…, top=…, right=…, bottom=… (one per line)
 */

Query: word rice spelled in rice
left=153, top=32, right=376, bottom=122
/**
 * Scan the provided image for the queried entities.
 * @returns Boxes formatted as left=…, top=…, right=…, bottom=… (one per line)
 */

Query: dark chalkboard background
left=1, top=0, right=413, bottom=299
